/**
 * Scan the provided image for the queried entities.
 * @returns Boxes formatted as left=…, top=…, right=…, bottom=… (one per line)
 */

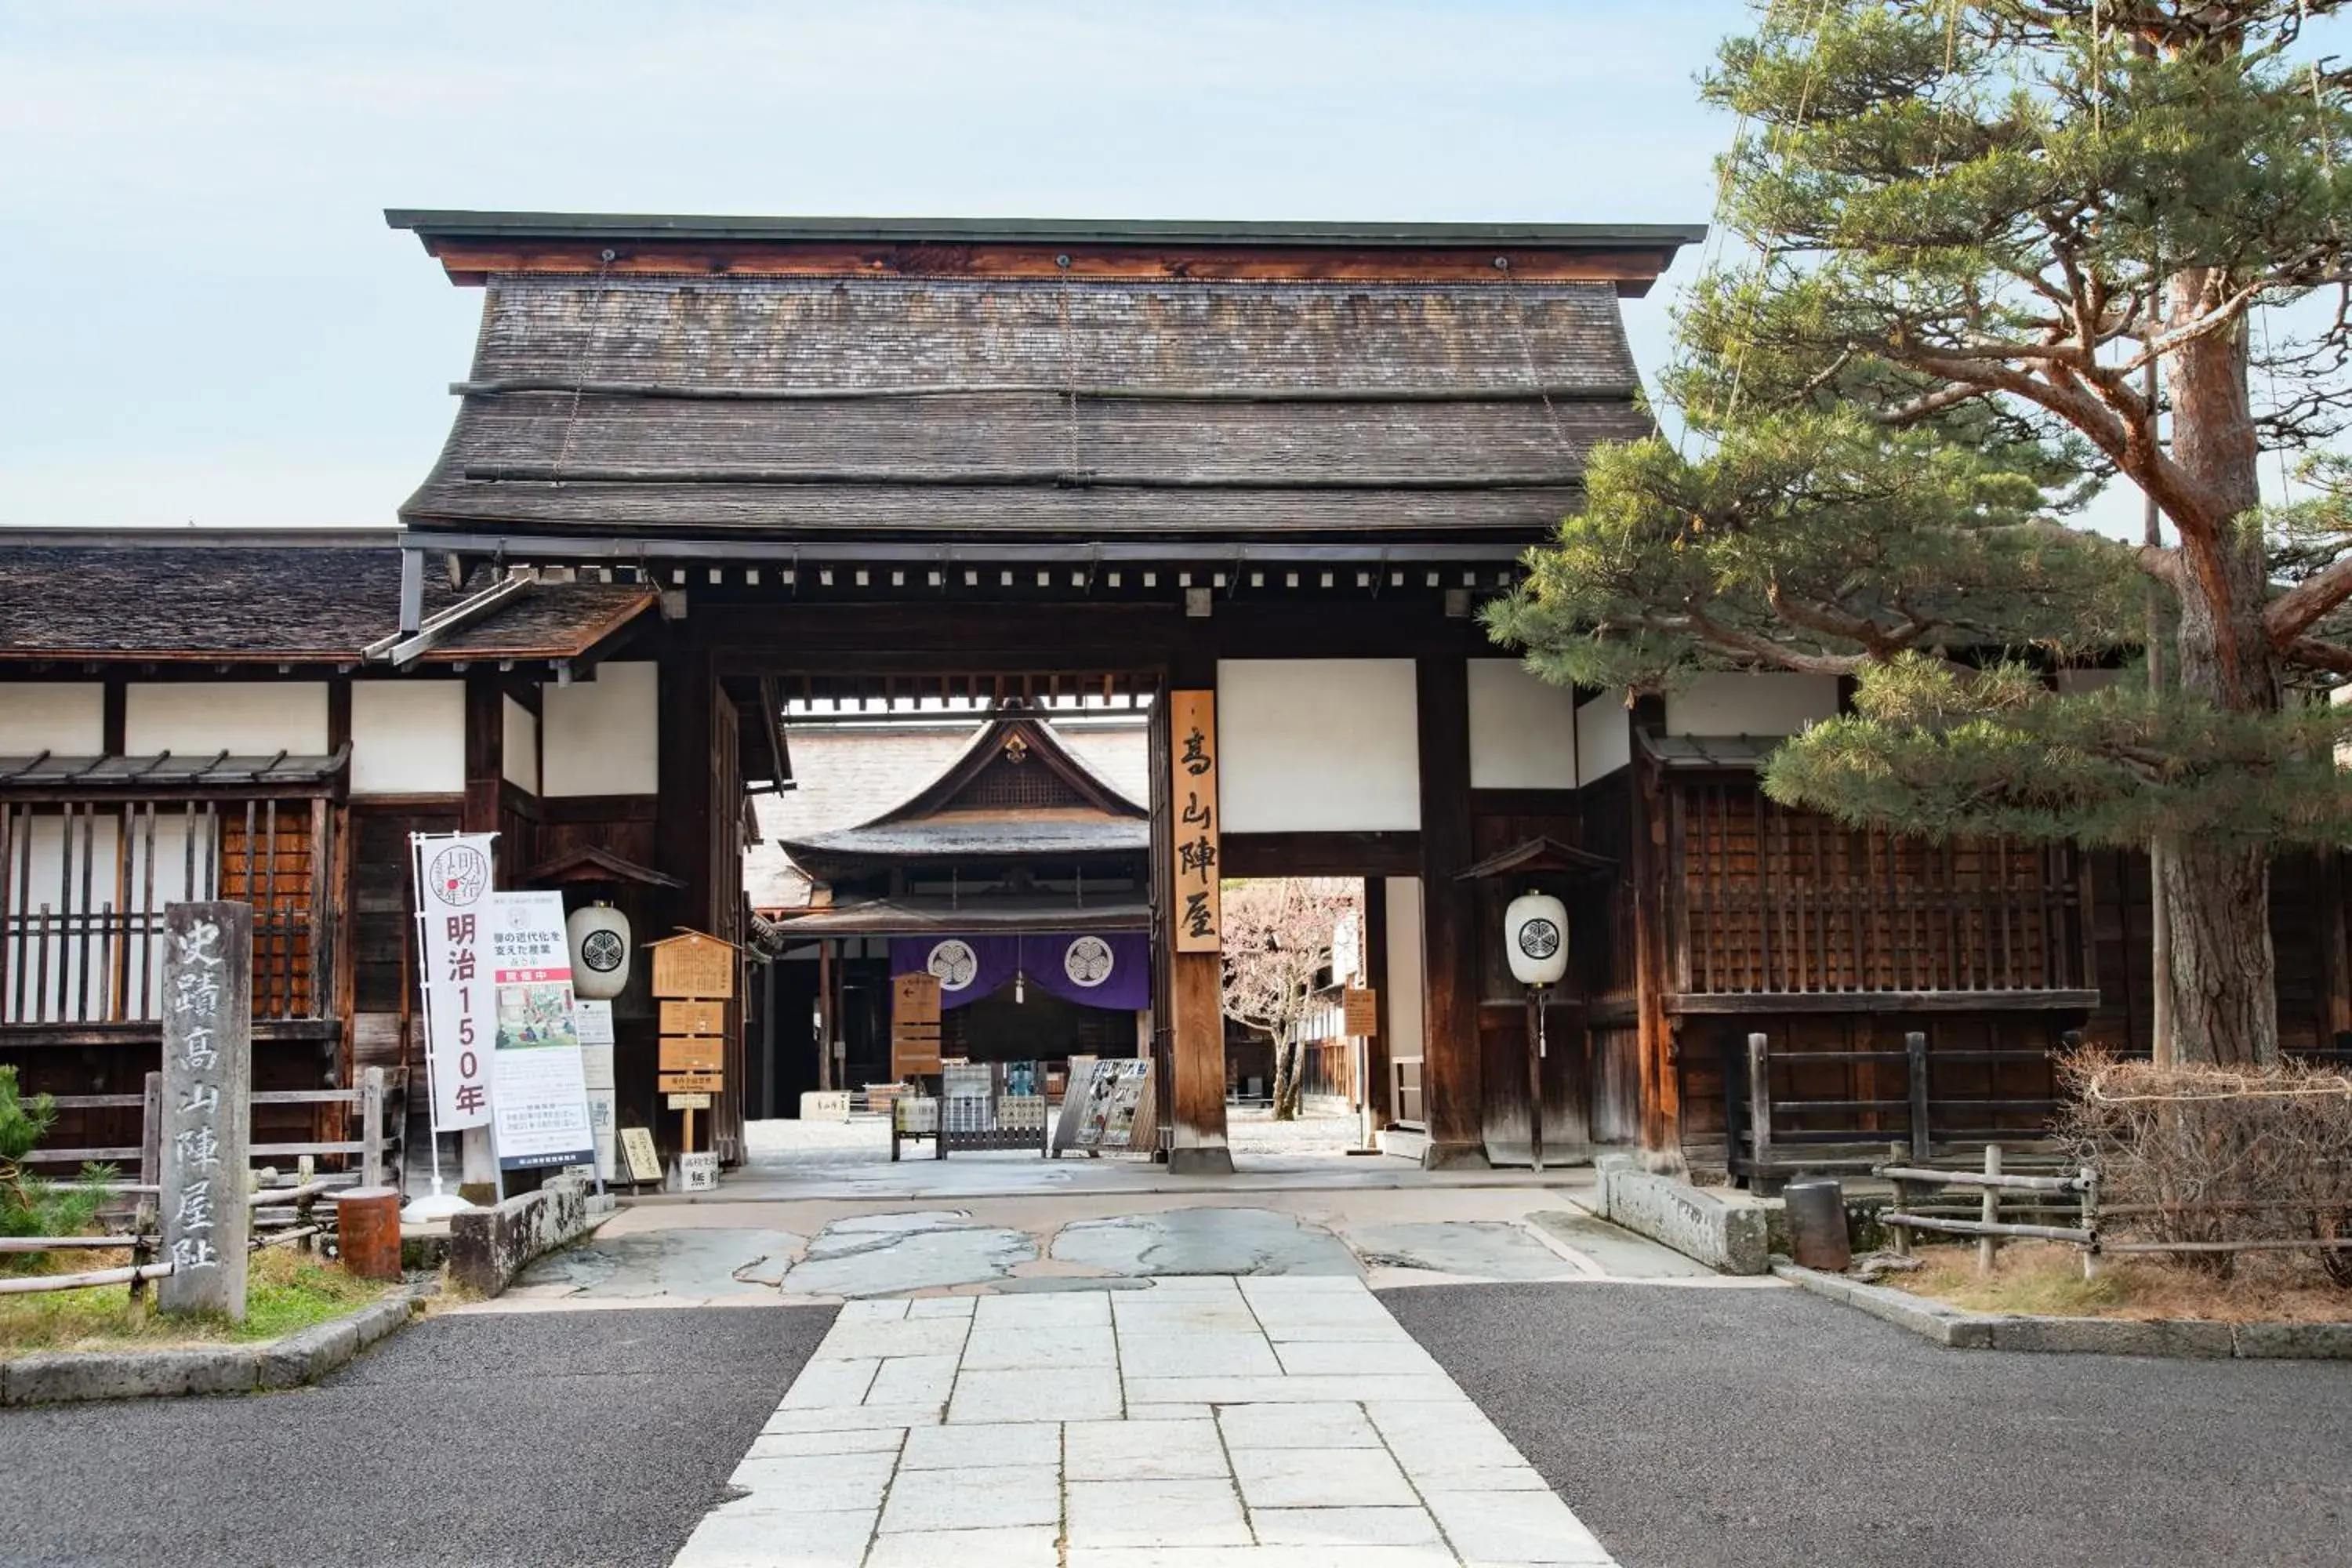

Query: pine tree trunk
left=2156, top=269, right=2280, bottom=1065
left=1271, top=1030, right=1302, bottom=1121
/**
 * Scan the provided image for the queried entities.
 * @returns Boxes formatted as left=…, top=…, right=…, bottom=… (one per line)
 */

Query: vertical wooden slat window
left=1674, top=779, right=2082, bottom=996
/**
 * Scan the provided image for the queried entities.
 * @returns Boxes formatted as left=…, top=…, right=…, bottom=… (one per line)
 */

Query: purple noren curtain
left=890, top=933, right=1150, bottom=1012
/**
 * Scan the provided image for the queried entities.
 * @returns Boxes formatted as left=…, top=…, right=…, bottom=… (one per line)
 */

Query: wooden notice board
left=660, top=1036, right=724, bottom=1073
left=1343, top=986, right=1380, bottom=1037
left=892, top=972, right=943, bottom=1077
left=648, top=930, right=736, bottom=1000
left=1169, top=689, right=1221, bottom=953
left=660, top=999, right=726, bottom=1036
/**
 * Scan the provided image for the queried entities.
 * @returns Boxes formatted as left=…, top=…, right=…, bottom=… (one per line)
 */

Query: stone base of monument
left=0, top=1283, right=430, bottom=1406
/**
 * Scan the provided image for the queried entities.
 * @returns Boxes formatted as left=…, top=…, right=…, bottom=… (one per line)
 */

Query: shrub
left=2057, top=1051, right=2352, bottom=1287
left=0, top=1066, right=113, bottom=1261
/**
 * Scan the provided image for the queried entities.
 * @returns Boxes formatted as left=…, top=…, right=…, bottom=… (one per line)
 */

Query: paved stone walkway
left=673, top=1275, right=1614, bottom=1566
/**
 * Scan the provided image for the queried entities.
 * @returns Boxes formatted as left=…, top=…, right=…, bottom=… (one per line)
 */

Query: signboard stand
left=648, top=929, right=737, bottom=1192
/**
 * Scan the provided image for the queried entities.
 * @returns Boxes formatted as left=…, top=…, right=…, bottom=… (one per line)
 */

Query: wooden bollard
left=336, top=1186, right=405, bottom=1282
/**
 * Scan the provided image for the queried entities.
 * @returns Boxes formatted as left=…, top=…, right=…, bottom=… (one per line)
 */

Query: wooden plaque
left=1343, top=986, right=1379, bottom=1037
left=659, top=1069, right=723, bottom=1094
left=665, top=1092, right=713, bottom=1110
left=892, top=973, right=944, bottom=1076
left=648, top=929, right=736, bottom=1000
left=1168, top=690, right=1221, bottom=953
left=660, top=1036, right=724, bottom=1073
left=619, top=1127, right=663, bottom=1184
left=660, top=999, right=726, bottom=1036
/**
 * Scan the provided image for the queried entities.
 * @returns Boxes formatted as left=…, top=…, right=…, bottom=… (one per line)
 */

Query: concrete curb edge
left=0, top=1280, right=434, bottom=1406
left=1772, top=1261, right=2352, bottom=1359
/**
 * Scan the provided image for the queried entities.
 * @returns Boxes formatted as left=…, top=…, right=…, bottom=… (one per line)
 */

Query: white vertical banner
left=488, top=891, right=596, bottom=1171
left=412, top=833, right=497, bottom=1131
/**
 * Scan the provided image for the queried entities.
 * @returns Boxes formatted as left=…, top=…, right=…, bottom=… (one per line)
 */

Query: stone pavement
left=675, top=1275, right=1613, bottom=1567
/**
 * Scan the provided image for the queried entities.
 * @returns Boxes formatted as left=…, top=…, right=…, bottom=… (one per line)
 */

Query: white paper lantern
left=568, top=902, right=633, bottom=1000
left=1504, top=891, right=1569, bottom=987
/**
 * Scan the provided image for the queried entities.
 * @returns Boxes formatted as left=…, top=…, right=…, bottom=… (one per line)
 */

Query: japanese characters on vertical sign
left=412, top=833, right=496, bottom=1131
left=158, top=902, right=251, bottom=1321
left=1170, top=690, right=1221, bottom=953
left=488, top=891, right=596, bottom=1171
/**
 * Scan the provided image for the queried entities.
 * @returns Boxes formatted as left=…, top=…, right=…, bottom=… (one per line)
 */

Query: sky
left=0, top=0, right=1751, bottom=531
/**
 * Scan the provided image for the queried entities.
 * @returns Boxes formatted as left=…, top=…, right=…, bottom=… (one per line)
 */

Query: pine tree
left=1493, top=2, right=2352, bottom=1065
left=0, top=1065, right=105, bottom=1250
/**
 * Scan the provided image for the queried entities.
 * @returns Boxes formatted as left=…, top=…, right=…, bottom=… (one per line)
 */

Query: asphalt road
left=1385, top=1281, right=2352, bottom=1568
left=0, top=1304, right=833, bottom=1568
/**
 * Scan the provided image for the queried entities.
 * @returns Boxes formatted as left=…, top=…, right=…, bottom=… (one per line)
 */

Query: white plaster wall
left=502, top=696, right=540, bottom=793
left=1576, top=692, right=1632, bottom=782
left=350, top=682, right=465, bottom=796
left=0, top=684, right=103, bottom=753
left=1665, top=672, right=1842, bottom=736
left=1384, top=877, right=1428, bottom=1068
left=125, top=681, right=327, bottom=756
left=1467, top=659, right=1579, bottom=790
left=1216, top=659, right=1420, bottom=833
left=541, top=661, right=659, bottom=797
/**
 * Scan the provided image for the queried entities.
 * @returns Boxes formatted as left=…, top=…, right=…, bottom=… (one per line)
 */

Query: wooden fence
left=18, top=1066, right=400, bottom=1189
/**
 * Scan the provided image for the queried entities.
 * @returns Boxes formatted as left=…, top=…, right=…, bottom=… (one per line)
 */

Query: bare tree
left=1219, top=880, right=1357, bottom=1121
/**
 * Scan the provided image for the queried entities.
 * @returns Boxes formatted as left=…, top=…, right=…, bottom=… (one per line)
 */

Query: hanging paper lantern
left=568, top=902, right=633, bottom=1000
left=1504, top=891, right=1569, bottom=987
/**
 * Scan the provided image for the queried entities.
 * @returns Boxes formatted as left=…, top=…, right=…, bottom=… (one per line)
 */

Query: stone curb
left=1772, top=1261, right=2352, bottom=1359
left=0, top=1281, right=432, bottom=1406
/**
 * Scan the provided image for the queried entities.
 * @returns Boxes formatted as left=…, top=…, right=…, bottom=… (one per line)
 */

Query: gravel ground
left=1385, top=1281, right=2352, bottom=1568
left=0, top=1305, right=833, bottom=1568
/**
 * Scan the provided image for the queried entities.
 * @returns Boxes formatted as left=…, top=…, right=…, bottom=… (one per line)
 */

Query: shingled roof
left=391, top=212, right=1700, bottom=551
left=0, top=533, right=655, bottom=664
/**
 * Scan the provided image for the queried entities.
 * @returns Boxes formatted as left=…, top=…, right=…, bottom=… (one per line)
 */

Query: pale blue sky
left=0, top=1, right=1751, bottom=528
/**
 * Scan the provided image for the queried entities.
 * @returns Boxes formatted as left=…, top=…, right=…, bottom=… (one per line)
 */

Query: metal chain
left=1058, top=257, right=1081, bottom=481
left=552, top=250, right=616, bottom=487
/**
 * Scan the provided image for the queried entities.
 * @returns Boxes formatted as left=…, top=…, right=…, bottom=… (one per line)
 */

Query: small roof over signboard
left=1455, top=835, right=1616, bottom=882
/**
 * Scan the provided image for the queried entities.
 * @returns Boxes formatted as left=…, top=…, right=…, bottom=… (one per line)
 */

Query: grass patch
left=0, top=1244, right=390, bottom=1358
left=1889, top=1242, right=2352, bottom=1323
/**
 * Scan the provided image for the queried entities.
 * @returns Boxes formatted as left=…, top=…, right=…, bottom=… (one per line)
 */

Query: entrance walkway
left=674, top=1276, right=1613, bottom=1566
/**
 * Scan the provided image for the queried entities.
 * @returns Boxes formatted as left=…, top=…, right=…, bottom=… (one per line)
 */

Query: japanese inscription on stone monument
left=1169, top=690, right=1221, bottom=953
left=158, top=901, right=252, bottom=1320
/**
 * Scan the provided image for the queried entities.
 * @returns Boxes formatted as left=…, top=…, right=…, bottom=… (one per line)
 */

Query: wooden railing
left=1, top=797, right=336, bottom=1027
left=18, top=1067, right=401, bottom=1188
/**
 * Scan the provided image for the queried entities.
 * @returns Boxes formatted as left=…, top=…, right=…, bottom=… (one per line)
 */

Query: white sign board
left=412, top=833, right=496, bottom=1131
left=488, top=891, right=597, bottom=1172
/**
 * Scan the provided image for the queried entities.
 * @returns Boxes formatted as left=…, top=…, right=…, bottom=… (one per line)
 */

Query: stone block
left=256, top=1317, right=360, bottom=1389
left=3, top=1346, right=256, bottom=1405
left=448, top=1174, right=592, bottom=1297
left=1595, top=1163, right=1771, bottom=1274
left=2231, top=1321, right=2352, bottom=1359
left=1985, top=1316, right=2234, bottom=1359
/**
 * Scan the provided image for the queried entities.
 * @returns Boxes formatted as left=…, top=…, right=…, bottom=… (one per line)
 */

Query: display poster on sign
left=488, top=891, right=596, bottom=1171
left=412, top=833, right=497, bottom=1131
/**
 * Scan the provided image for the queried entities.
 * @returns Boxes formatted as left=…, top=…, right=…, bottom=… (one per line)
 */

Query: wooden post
left=1979, top=1142, right=2003, bottom=1276
left=138, top=1070, right=162, bottom=1189
left=2079, top=1166, right=2101, bottom=1280
left=816, top=940, right=834, bottom=1094
left=1746, top=1032, right=1773, bottom=1185
left=1163, top=688, right=1231, bottom=1176
left=1906, top=1030, right=1932, bottom=1164
left=1526, top=991, right=1545, bottom=1174
left=361, top=1065, right=385, bottom=1189
left=1416, top=655, right=1485, bottom=1167
left=158, top=901, right=251, bottom=1323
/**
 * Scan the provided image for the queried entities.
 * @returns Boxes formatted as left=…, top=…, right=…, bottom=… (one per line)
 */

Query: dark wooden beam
left=1415, top=654, right=1484, bottom=1167
left=1221, top=832, right=1419, bottom=879
left=1668, top=989, right=2103, bottom=1015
